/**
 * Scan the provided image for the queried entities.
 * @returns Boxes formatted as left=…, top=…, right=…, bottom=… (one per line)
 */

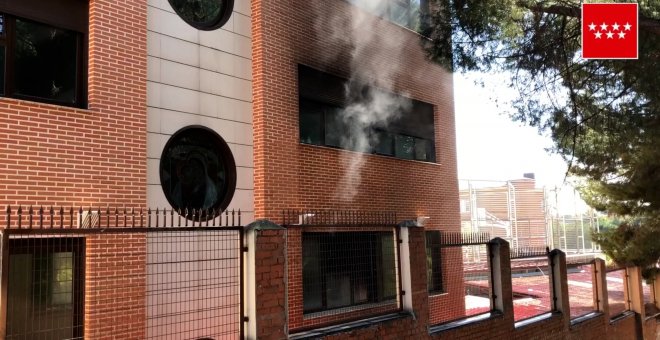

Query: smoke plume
left=314, top=0, right=413, bottom=202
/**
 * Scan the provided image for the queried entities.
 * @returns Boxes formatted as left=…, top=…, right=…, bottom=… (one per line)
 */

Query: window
left=169, top=0, right=234, bottom=30
left=0, top=0, right=87, bottom=107
left=299, top=65, right=436, bottom=162
left=302, top=232, right=398, bottom=314
left=6, top=237, right=84, bottom=339
left=426, top=231, right=444, bottom=293
left=159, top=126, right=237, bottom=217
left=348, top=0, right=427, bottom=31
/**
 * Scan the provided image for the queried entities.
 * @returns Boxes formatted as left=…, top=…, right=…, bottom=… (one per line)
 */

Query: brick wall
left=0, top=1, right=147, bottom=338
left=251, top=0, right=463, bottom=326
left=84, top=234, right=146, bottom=339
left=0, top=0, right=147, bottom=209
left=253, top=228, right=288, bottom=340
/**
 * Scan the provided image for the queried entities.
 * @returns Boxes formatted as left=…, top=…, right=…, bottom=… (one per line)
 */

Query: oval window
left=159, top=126, right=236, bottom=217
left=168, top=0, right=234, bottom=30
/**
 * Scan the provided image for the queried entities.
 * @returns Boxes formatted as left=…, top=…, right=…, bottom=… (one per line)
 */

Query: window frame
left=158, top=125, right=238, bottom=218
left=7, top=237, right=85, bottom=339
left=301, top=231, right=398, bottom=315
left=0, top=12, right=87, bottom=108
left=168, top=0, right=235, bottom=31
left=298, top=64, right=438, bottom=163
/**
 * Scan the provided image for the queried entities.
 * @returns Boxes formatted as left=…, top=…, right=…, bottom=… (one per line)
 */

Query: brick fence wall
left=249, top=227, right=657, bottom=340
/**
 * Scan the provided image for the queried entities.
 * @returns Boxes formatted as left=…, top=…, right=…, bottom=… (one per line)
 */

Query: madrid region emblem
left=582, top=3, right=638, bottom=59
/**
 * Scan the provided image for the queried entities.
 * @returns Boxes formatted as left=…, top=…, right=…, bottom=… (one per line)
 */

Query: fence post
left=488, top=237, right=513, bottom=317
left=0, top=231, right=8, bottom=338
left=398, top=222, right=414, bottom=312
left=244, top=220, right=287, bottom=340
left=627, top=266, right=646, bottom=320
left=592, top=259, right=609, bottom=321
left=397, top=221, right=429, bottom=329
left=549, top=249, right=570, bottom=329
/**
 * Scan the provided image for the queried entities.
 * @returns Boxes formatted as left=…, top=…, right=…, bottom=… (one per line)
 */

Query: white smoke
left=314, top=0, right=414, bottom=202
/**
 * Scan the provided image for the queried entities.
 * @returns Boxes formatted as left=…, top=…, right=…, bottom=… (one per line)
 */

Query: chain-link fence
left=459, top=179, right=600, bottom=255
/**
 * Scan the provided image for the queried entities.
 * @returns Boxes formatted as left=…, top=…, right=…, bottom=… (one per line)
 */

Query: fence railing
left=510, top=246, right=550, bottom=260
left=282, top=209, right=397, bottom=226
left=1, top=206, right=244, bottom=339
left=4, top=205, right=242, bottom=229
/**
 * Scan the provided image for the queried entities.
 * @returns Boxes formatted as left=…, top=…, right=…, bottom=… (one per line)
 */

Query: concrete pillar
left=488, top=237, right=513, bottom=317
left=627, top=266, right=646, bottom=319
left=549, top=249, right=570, bottom=329
left=592, top=259, right=609, bottom=327
left=244, top=220, right=287, bottom=340
left=398, top=221, right=429, bottom=324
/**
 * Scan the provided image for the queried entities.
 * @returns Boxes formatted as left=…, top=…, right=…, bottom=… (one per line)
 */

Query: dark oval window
left=160, top=126, right=236, bottom=217
left=168, top=0, right=234, bottom=30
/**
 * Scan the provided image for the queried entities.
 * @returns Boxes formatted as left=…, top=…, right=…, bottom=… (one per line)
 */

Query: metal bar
left=0, top=231, right=8, bottom=338
left=239, top=228, right=245, bottom=339
left=2, top=226, right=244, bottom=235
left=395, top=226, right=404, bottom=312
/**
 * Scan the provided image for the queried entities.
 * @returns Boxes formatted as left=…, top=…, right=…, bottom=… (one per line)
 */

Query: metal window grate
left=6, top=237, right=84, bottom=340
left=301, top=230, right=401, bottom=322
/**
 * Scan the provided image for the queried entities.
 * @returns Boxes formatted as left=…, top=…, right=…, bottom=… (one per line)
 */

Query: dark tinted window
left=0, top=10, right=86, bottom=107
left=7, top=238, right=84, bottom=339
left=302, top=232, right=397, bottom=314
left=160, top=126, right=236, bottom=216
left=14, top=18, right=78, bottom=104
left=299, top=65, right=436, bottom=162
left=169, top=0, right=234, bottom=30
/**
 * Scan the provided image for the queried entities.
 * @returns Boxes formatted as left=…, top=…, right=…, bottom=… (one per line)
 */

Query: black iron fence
left=282, top=209, right=397, bottom=226
left=510, top=246, right=550, bottom=260
left=1, top=206, right=244, bottom=339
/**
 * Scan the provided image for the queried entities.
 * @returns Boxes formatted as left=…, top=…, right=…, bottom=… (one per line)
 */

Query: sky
left=453, top=72, right=590, bottom=215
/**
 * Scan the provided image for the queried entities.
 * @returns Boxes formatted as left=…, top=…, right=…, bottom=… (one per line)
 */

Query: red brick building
left=0, top=0, right=657, bottom=339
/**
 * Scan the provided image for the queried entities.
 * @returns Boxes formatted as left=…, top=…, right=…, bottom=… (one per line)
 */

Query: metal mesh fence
left=6, top=236, right=84, bottom=340
left=426, top=232, right=492, bottom=323
left=566, top=263, right=596, bottom=319
left=1, top=206, right=244, bottom=340
left=146, top=230, right=242, bottom=339
left=459, top=180, right=600, bottom=255
left=606, top=269, right=629, bottom=318
left=511, top=258, right=552, bottom=322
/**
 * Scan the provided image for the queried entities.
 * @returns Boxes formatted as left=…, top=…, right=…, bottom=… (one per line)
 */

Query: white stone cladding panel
left=146, top=0, right=254, bottom=217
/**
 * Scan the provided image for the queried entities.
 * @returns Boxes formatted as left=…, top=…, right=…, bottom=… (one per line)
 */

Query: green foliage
left=421, top=0, right=660, bottom=279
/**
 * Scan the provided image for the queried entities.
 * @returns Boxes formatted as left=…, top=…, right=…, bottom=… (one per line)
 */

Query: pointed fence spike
left=17, top=205, right=23, bottom=229
left=49, top=206, right=54, bottom=229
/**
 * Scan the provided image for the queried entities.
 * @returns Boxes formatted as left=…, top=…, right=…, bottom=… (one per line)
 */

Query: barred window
left=7, top=237, right=84, bottom=339
left=302, top=232, right=398, bottom=314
